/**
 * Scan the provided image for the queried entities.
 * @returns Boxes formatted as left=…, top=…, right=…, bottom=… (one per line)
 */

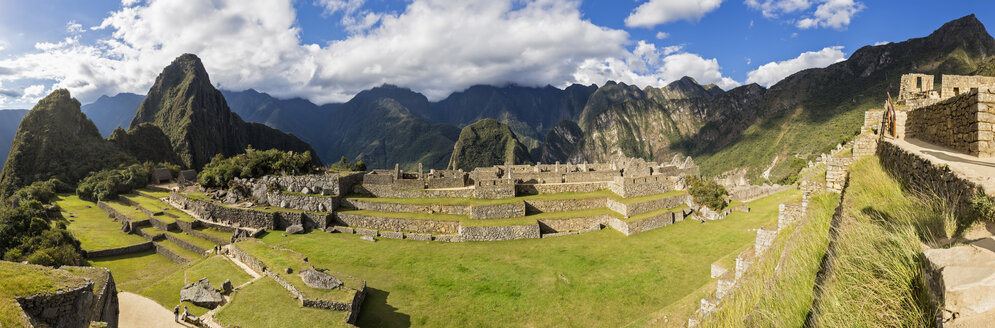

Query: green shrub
left=8, top=178, right=68, bottom=205
left=76, top=163, right=154, bottom=201
left=0, top=189, right=83, bottom=267
left=199, top=147, right=314, bottom=189
left=687, top=175, right=729, bottom=210
left=778, top=157, right=809, bottom=185
left=327, top=156, right=366, bottom=172
left=972, top=191, right=995, bottom=223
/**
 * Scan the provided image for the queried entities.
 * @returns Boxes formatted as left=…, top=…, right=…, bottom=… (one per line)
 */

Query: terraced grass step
left=233, top=240, right=363, bottom=304
left=166, top=230, right=219, bottom=252
left=194, top=226, right=234, bottom=242
left=103, top=199, right=150, bottom=221
left=56, top=195, right=150, bottom=251
left=155, top=238, right=205, bottom=262
left=123, top=193, right=196, bottom=222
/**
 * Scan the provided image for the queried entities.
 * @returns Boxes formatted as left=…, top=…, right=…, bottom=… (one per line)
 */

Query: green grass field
left=87, top=250, right=183, bottom=292
left=258, top=189, right=799, bottom=327
left=0, top=261, right=87, bottom=328
left=103, top=199, right=149, bottom=221
left=56, top=195, right=149, bottom=250
left=234, top=240, right=360, bottom=303
left=138, top=255, right=253, bottom=317
left=216, top=277, right=351, bottom=327
left=166, top=231, right=218, bottom=251
left=194, top=227, right=234, bottom=241
left=122, top=194, right=196, bottom=222
left=156, top=238, right=205, bottom=261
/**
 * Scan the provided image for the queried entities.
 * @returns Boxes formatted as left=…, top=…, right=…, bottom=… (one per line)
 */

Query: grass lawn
left=194, top=227, right=233, bottom=242
left=215, top=277, right=351, bottom=328
left=103, top=199, right=149, bottom=221
left=56, top=195, right=149, bottom=250
left=139, top=255, right=253, bottom=317
left=86, top=250, right=183, bottom=292
left=122, top=194, right=195, bottom=222
left=137, top=189, right=171, bottom=199
left=234, top=240, right=360, bottom=303
left=622, top=205, right=689, bottom=223
left=0, top=261, right=87, bottom=328
left=167, top=231, right=219, bottom=251
left=258, top=189, right=800, bottom=327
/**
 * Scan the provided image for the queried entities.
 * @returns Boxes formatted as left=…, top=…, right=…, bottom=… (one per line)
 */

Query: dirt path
left=118, top=292, right=194, bottom=328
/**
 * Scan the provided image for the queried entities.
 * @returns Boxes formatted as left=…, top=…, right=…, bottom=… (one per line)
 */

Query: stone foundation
left=469, top=202, right=525, bottom=220
left=459, top=225, right=541, bottom=241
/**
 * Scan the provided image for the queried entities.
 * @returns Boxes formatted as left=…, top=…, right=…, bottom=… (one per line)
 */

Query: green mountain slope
left=108, top=123, right=181, bottom=165
left=448, top=118, right=533, bottom=171
left=130, top=54, right=320, bottom=169
left=0, top=90, right=133, bottom=196
left=680, top=14, right=995, bottom=182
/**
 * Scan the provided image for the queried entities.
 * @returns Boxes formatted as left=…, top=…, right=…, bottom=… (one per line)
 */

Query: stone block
left=355, top=228, right=377, bottom=237
left=379, top=231, right=404, bottom=239
left=331, top=226, right=354, bottom=234
left=404, top=232, right=432, bottom=241
left=434, top=234, right=462, bottom=242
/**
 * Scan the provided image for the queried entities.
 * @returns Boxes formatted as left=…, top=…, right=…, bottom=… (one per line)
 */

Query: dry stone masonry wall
left=907, top=89, right=995, bottom=158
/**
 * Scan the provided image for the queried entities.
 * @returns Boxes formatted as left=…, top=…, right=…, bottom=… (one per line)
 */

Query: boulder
left=221, top=279, right=233, bottom=295
left=285, top=267, right=293, bottom=274
left=299, top=269, right=343, bottom=289
left=286, top=224, right=305, bottom=234
left=179, top=278, right=224, bottom=309
left=301, top=187, right=311, bottom=194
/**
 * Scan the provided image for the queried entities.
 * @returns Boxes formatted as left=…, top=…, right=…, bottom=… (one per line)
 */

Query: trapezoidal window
left=916, top=77, right=922, bottom=89
left=954, top=87, right=960, bottom=95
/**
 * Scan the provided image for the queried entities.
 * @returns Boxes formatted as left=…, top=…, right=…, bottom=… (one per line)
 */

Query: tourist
left=173, top=305, right=179, bottom=322
left=182, top=305, right=189, bottom=322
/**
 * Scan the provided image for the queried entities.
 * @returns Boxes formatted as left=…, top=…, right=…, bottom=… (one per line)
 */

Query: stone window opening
left=916, top=77, right=922, bottom=89
left=953, top=87, right=960, bottom=95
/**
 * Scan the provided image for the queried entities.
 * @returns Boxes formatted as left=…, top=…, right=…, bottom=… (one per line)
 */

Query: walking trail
left=118, top=292, right=194, bottom=328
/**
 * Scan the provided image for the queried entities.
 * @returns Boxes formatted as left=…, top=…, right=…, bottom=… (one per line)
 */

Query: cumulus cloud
left=745, top=46, right=845, bottom=87
left=796, top=0, right=864, bottom=30
left=746, top=0, right=862, bottom=30
left=625, top=0, right=723, bottom=28
left=23, top=85, right=45, bottom=97
left=656, top=32, right=669, bottom=40
left=744, top=0, right=812, bottom=18
left=0, top=0, right=741, bottom=106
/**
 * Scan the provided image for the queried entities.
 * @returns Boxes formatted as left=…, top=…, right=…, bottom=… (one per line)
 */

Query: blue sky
left=0, top=0, right=991, bottom=109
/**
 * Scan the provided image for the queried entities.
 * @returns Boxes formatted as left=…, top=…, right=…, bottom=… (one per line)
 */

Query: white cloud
left=796, top=0, right=864, bottom=30
left=315, top=0, right=365, bottom=16
left=625, top=0, right=723, bottom=28
left=0, top=0, right=741, bottom=106
left=746, top=46, right=845, bottom=87
left=744, top=0, right=812, bottom=18
left=23, top=85, right=45, bottom=97
left=874, top=41, right=890, bottom=46
left=122, top=0, right=141, bottom=6
left=655, top=32, right=669, bottom=40
left=0, top=40, right=6, bottom=52
left=66, top=21, right=84, bottom=34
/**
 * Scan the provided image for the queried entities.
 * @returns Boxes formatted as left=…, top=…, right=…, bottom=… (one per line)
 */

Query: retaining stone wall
left=474, top=181, right=516, bottom=199
left=727, top=185, right=792, bottom=202
left=16, top=280, right=94, bottom=328
left=610, top=175, right=676, bottom=198
left=362, top=185, right=474, bottom=198
left=607, top=194, right=689, bottom=217
left=537, top=216, right=608, bottom=233
left=907, top=90, right=995, bottom=157
left=334, top=212, right=460, bottom=234
left=164, top=234, right=208, bottom=255
left=154, top=242, right=190, bottom=264
left=171, top=192, right=276, bottom=229
left=777, top=203, right=804, bottom=231
left=226, top=245, right=266, bottom=274
left=469, top=202, right=525, bottom=219
left=148, top=216, right=177, bottom=232
left=516, top=182, right=612, bottom=195
left=59, top=266, right=118, bottom=327
left=265, top=192, right=338, bottom=213
left=84, top=241, right=154, bottom=258
left=878, top=140, right=991, bottom=217
left=341, top=198, right=470, bottom=215
left=459, top=224, right=540, bottom=241
left=754, top=228, right=777, bottom=255
left=256, top=173, right=363, bottom=196
left=524, top=198, right=606, bottom=214
left=940, top=74, right=995, bottom=98
left=97, top=201, right=144, bottom=223
left=611, top=211, right=679, bottom=236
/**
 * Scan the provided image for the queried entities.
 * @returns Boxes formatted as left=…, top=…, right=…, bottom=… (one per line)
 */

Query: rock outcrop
left=299, top=269, right=344, bottom=289
left=179, top=278, right=224, bottom=309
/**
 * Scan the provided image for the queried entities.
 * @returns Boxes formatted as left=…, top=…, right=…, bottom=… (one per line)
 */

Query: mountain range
left=3, top=14, right=993, bottom=185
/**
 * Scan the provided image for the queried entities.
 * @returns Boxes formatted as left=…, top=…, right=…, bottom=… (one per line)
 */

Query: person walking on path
left=173, top=305, right=179, bottom=322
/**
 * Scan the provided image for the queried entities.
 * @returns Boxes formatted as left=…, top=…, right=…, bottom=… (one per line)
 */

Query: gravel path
left=118, top=292, right=194, bottom=328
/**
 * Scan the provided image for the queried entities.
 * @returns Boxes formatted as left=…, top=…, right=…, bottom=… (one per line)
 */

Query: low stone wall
left=611, top=175, right=676, bottom=198
left=341, top=198, right=470, bottom=215
left=608, top=211, right=683, bottom=236
left=171, top=192, right=276, bottom=229
left=459, top=224, right=541, bottom=241
left=524, top=198, right=606, bottom=214
left=334, top=212, right=460, bottom=234
left=537, top=216, right=608, bottom=233
left=84, top=241, right=154, bottom=258
left=226, top=244, right=266, bottom=274
left=164, top=234, right=208, bottom=255
left=97, top=201, right=145, bottom=222
left=516, top=182, right=612, bottom=195
left=148, top=215, right=178, bottom=232
left=274, top=212, right=332, bottom=231
left=607, top=194, right=689, bottom=217
left=362, top=185, right=474, bottom=199
left=907, top=90, right=995, bottom=157
left=727, top=185, right=793, bottom=202
left=469, top=202, right=525, bottom=220
left=878, top=140, right=991, bottom=217
left=255, top=172, right=364, bottom=196
left=265, top=192, right=338, bottom=213
left=16, top=280, right=95, bottom=328
left=154, top=242, right=190, bottom=264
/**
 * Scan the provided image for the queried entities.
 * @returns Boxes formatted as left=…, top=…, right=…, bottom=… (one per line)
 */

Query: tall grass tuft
left=809, top=157, right=953, bottom=327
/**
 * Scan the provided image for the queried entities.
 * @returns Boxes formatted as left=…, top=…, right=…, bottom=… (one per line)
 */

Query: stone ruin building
left=884, top=73, right=995, bottom=158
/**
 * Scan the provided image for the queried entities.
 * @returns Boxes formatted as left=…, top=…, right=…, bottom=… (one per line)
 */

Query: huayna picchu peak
left=130, top=53, right=320, bottom=170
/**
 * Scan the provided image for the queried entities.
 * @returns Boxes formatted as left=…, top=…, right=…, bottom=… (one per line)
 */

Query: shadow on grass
left=357, top=288, right=410, bottom=328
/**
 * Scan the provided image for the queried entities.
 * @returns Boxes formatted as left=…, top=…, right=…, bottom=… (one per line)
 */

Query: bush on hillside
left=75, top=163, right=155, bottom=201
left=687, top=175, right=729, bottom=210
left=327, top=156, right=367, bottom=172
left=8, top=178, right=71, bottom=206
left=198, top=147, right=315, bottom=189
left=778, top=158, right=810, bottom=185
left=0, top=187, right=83, bottom=267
